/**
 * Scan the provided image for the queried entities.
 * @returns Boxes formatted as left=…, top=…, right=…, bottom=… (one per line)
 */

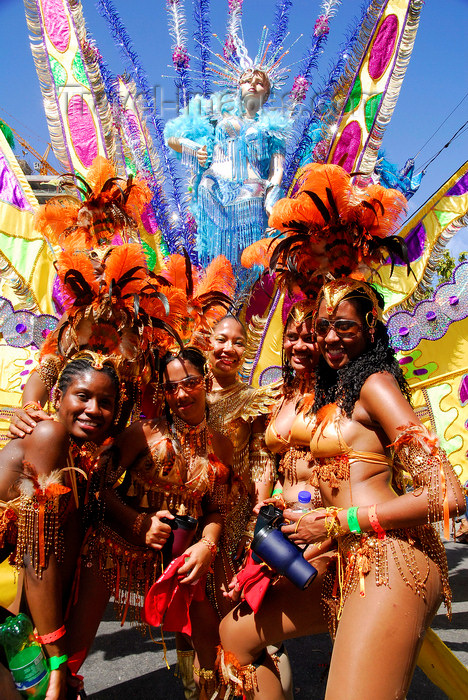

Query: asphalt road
left=80, top=540, right=468, bottom=699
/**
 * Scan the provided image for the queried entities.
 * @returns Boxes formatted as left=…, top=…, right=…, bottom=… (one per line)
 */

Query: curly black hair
left=313, top=287, right=411, bottom=417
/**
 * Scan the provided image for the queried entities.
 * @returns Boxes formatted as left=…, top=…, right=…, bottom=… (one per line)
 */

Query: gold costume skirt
left=81, top=524, right=161, bottom=625
left=322, top=525, right=451, bottom=638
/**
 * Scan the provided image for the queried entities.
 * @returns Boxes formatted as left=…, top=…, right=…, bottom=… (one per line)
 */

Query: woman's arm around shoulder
left=210, top=428, right=234, bottom=467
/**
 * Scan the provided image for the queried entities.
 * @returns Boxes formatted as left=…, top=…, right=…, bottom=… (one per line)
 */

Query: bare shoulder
left=24, top=419, right=69, bottom=449
left=115, top=418, right=168, bottom=466
left=22, top=420, right=70, bottom=473
left=359, top=371, right=419, bottom=436
left=360, top=371, right=402, bottom=397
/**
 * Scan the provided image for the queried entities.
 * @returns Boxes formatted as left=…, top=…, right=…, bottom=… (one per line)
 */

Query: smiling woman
left=0, top=353, right=119, bottom=700
left=217, top=280, right=465, bottom=700
left=65, top=347, right=233, bottom=698
left=205, top=316, right=277, bottom=615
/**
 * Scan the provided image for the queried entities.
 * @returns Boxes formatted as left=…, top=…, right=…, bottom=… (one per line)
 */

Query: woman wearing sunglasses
left=217, top=278, right=464, bottom=700
left=65, top=347, right=232, bottom=697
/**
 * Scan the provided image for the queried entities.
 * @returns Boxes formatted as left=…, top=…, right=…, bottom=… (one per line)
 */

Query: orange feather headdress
left=157, top=252, right=235, bottom=351
left=34, top=156, right=152, bottom=251
left=242, top=163, right=409, bottom=299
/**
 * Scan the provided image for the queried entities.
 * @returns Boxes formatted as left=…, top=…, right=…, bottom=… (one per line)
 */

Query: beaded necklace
left=171, top=414, right=210, bottom=466
left=207, top=381, right=251, bottom=432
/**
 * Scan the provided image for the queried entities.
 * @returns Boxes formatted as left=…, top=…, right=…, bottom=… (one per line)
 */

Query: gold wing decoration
left=238, top=381, right=283, bottom=422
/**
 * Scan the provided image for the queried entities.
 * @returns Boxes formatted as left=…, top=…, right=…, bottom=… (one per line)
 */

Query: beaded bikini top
left=123, top=418, right=229, bottom=518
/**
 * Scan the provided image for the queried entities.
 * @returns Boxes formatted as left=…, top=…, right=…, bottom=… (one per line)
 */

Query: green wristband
left=347, top=507, right=361, bottom=534
left=49, top=654, right=68, bottom=671
left=271, top=487, right=283, bottom=497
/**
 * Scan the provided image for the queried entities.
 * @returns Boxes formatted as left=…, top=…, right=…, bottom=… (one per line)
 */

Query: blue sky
left=1, top=0, right=467, bottom=255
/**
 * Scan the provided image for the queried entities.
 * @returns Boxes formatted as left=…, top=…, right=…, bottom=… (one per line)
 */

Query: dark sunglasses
left=315, top=318, right=362, bottom=338
left=162, top=375, right=204, bottom=395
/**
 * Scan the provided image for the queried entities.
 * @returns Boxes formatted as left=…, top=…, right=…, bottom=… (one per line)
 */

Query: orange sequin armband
left=15, top=463, right=71, bottom=578
left=391, top=423, right=462, bottom=540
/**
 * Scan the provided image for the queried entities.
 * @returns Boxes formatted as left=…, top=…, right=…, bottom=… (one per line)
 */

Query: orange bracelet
left=200, top=536, right=217, bottom=558
left=22, top=401, right=42, bottom=412
left=35, top=624, right=66, bottom=645
left=368, top=504, right=386, bottom=540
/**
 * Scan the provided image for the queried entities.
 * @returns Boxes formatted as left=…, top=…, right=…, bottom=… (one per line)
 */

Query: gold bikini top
left=265, top=392, right=319, bottom=453
left=264, top=416, right=291, bottom=453
left=289, top=410, right=317, bottom=447
left=310, top=407, right=390, bottom=466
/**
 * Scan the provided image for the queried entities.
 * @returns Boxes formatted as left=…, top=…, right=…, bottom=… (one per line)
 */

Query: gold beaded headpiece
left=55, top=351, right=124, bottom=424
left=72, top=350, right=122, bottom=376
left=319, top=278, right=382, bottom=327
left=287, top=299, right=316, bottom=327
left=55, top=350, right=122, bottom=388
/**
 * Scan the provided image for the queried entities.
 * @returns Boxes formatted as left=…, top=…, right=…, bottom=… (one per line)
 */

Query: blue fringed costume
left=165, top=104, right=290, bottom=269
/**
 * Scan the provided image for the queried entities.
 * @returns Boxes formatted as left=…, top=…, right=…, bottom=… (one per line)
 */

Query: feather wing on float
left=23, top=0, right=118, bottom=177
left=323, top=0, right=423, bottom=177
left=0, top=130, right=60, bottom=443
left=285, top=0, right=423, bottom=189
left=385, top=262, right=468, bottom=485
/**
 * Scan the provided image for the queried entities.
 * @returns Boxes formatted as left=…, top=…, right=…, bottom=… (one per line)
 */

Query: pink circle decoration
left=331, top=121, right=362, bottom=173
left=368, top=14, right=398, bottom=81
left=67, top=96, right=98, bottom=169
left=40, top=0, right=70, bottom=53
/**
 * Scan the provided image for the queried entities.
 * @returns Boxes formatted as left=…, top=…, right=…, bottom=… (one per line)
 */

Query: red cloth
left=236, top=552, right=273, bottom=612
left=143, top=554, right=206, bottom=635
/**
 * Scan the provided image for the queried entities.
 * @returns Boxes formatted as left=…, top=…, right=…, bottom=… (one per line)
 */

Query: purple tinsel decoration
left=268, top=0, right=293, bottom=58
left=96, top=0, right=197, bottom=261
left=193, top=0, right=213, bottom=97
left=290, top=75, right=309, bottom=103
left=223, top=35, right=236, bottom=60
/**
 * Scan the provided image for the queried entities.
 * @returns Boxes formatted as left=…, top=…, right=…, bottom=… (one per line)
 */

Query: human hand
left=281, top=508, right=328, bottom=546
left=264, top=183, right=281, bottom=215
left=177, top=540, right=213, bottom=584
left=223, top=572, right=242, bottom=602
left=144, top=510, right=174, bottom=549
left=253, top=497, right=285, bottom=515
left=44, top=668, right=67, bottom=700
left=8, top=407, right=52, bottom=438
left=196, top=145, right=208, bottom=166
